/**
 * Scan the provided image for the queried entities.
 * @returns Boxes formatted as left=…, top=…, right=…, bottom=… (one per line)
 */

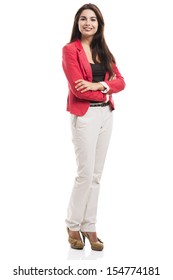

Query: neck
left=81, top=36, right=93, bottom=47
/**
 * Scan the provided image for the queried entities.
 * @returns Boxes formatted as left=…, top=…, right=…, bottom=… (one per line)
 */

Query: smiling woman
left=62, top=3, right=125, bottom=251
left=78, top=11, right=98, bottom=40
left=78, top=10, right=99, bottom=64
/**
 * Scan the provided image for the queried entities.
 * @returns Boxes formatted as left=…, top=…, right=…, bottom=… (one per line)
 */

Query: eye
left=79, top=17, right=86, bottom=21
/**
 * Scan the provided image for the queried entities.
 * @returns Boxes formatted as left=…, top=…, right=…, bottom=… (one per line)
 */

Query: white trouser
left=66, top=105, right=113, bottom=232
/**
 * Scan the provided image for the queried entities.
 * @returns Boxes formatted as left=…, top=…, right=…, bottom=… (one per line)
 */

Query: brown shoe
left=81, top=232, right=104, bottom=251
left=67, top=228, right=84, bottom=250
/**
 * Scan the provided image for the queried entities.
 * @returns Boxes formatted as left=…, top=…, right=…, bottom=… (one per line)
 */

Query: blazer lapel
left=74, top=40, right=93, bottom=82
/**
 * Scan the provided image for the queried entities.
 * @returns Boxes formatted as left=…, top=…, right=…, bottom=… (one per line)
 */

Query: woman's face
left=78, top=9, right=98, bottom=39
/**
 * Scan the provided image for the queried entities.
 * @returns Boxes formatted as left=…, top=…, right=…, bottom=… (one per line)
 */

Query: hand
left=75, top=79, right=103, bottom=93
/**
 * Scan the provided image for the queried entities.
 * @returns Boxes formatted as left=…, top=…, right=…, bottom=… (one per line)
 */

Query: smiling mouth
left=83, top=28, right=92, bottom=31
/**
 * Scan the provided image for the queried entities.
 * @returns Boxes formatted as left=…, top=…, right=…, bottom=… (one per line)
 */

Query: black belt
left=90, top=101, right=109, bottom=107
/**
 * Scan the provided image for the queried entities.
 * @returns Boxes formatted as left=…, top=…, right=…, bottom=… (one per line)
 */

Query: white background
left=0, top=0, right=173, bottom=279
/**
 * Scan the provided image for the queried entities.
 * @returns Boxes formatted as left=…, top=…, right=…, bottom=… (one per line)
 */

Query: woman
left=62, top=3, right=125, bottom=251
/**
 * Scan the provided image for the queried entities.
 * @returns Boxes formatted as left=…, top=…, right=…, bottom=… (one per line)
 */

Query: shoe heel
left=81, top=233, right=86, bottom=245
left=81, top=232, right=104, bottom=251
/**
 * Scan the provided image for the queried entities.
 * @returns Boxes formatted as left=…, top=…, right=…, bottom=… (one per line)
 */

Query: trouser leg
left=66, top=106, right=113, bottom=231
left=81, top=106, right=113, bottom=231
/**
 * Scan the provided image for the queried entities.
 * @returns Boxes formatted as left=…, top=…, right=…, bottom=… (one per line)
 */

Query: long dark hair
left=70, top=3, right=116, bottom=78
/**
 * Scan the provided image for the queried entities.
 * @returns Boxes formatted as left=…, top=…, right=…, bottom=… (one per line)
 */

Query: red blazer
left=62, top=39, right=125, bottom=116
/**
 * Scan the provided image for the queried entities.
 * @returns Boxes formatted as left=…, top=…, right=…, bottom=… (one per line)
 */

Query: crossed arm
left=62, top=46, right=125, bottom=101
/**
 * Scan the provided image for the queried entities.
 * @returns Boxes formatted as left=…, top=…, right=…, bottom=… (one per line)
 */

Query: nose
left=85, top=19, right=91, bottom=25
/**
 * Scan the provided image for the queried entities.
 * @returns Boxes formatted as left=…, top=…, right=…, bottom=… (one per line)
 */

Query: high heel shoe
left=81, top=232, right=104, bottom=251
left=67, top=228, right=84, bottom=250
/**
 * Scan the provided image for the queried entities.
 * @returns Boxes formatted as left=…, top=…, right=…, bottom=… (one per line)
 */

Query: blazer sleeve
left=104, top=64, right=126, bottom=94
left=62, top=45, right=106, bottom=102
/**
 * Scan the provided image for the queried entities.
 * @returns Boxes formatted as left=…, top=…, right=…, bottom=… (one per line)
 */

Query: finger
left=81, top=89, right=88, bottom=93
left=75, top=84, right=86, bottom=90
left=75, top=82, right=84, bottom=89
left=81, top=87, right=90, bottom=93
left=75, top=79, right=83, bottom=84
left=75, top=84, right=80, bottom=89
left=76, top=85, right=86, bottom=91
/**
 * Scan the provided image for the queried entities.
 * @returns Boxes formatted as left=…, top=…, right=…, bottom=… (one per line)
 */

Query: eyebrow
left=79, top=16, right=97, bottom=19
